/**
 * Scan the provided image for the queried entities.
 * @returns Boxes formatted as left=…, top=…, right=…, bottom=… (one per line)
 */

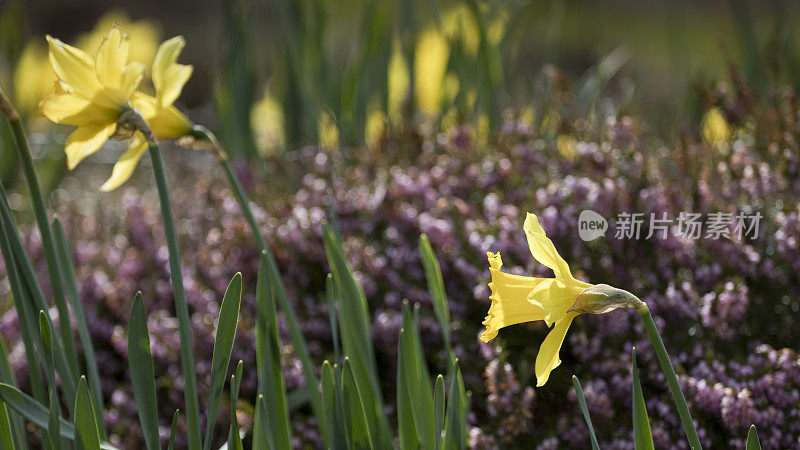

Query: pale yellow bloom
left=14, top=11, right=159, bottom=115
left=481, top=213, right=643, bottom=386
left=701, top=107, right=731, bottom=148
left=39, top=25, right=194, bottom=192
left=14, top=42, right=53, bottom=115
left=414, top=28, right=449, bottom=116
left=40, top=26, right=145, bottom=170
left=251, top=89, right=285, bottom=156
left=387, top=38, right=409, bottom=123
left=317, top=110, right=340, bottom=150
left=101, top=36, right=194, bottom=191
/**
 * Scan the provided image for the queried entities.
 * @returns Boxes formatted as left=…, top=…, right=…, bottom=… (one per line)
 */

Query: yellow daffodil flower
left=101, top=36, right=194, bottom=191
left=40, top=26, right=145, bottom=170
left=40, top=25, right=195, bottom=192
left=14, top=11, right=160, bottom=115
left=481, top=213, right=644, bottom=386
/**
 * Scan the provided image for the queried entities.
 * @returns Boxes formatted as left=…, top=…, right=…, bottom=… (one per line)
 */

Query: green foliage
left=632, top=348, right=655, bottom=450
left=227, top=362, right=244, bottom=450
left=0, top=86, right=467, bottom=449
left=39, top=311, right=64, bottom=450
left=215, top=0, right=258, bottom=159
left=168, top=411, right=179, bottom=450
left=203, top=273, right=243, bottom=450
left=397, top=302, right=436, bottom=448
left=127, top=292, right=160, bottom=450
left=74, top=377, right=102, bottom=450
left=572, top=375, right=600, bottom=450
left=254, top=257, right=291, bottom=449
left=746, top=425, right=762, bottom=450
left=419, top=234, right=452, bottom=354
left=323, top=223, right=393, bottom=448
left=251, top=395, right=272, bottom=450
left=52, top=217, right=104, bottom=421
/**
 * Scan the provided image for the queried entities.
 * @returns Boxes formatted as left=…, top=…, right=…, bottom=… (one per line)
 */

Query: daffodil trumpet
left=481, top=212, right=701, bottom=448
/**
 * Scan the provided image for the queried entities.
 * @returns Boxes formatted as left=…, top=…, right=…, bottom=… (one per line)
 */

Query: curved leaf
left=572, top=376, right=600, bottom=450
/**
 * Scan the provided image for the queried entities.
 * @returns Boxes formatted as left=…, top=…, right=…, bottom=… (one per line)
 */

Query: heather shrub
left=2, top=68, right=797, bottom=447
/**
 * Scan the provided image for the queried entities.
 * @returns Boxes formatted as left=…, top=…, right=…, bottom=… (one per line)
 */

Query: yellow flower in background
left=702, top=107, right=731, bottom=148
left=557, top=135, right=578, bottom=160
left=442, top=4, right=479, bottom=57
left=101, top=36, right=194, bottom=191
left=414, top=28, right=450, bottom=116
left=318, top=110, right=340, bottom=150
left=75, top=10, right=161, bottom=69
left=13, top=42, right=53, bottom=115
left=481, top=213, right=644, bottom=386
left=251, top=89, right=285, bottom=156
left=365, top=101, right=386, bottom=150
left=40, top=27, right=145, bottom=169
left=387, top=39, right=409, bottom=123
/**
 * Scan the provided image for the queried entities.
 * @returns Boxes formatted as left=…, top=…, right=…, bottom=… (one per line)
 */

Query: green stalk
left=0, top=86, right=80, bottom=384
left=147, top=142, right=202, bottom=450
left=638, top=305, right=701, bottom=449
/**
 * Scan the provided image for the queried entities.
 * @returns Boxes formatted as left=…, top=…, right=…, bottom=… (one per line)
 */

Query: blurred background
left=1, top=0, right=800, bottom=448
left=2, top=0, right=799, bottom=169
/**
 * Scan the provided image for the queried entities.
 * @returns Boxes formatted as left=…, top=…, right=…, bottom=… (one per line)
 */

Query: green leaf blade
left=419, top=234, right=452, bottom=351
left=203, top=273, right=243, bottom=450
left=127, top=292, right=160, bottom=450
left=74, top=377, right=102, bottom=450
left=572, top=375, right=600, bottom=450
left=632, top=348, right=655, bottom=450
left=255, top=257, right=292, bottom=449
left=434, top=375, right=445, bottom=450
left=746, top=425, right=761, bottom=450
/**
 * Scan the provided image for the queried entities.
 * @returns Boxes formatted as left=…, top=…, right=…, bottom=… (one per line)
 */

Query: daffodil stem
left=638, top=306, right=702, bottom=449
left=147, top=143, right=202, bottom=450
left=220, top=160, right=267, bottom=248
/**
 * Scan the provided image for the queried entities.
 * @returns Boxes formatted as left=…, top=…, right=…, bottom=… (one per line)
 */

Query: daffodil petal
left=40, top=93, right=115, bottom=126
left=150, top=105, right=193, bottom=139
left=527, top=278, right=584, bottom=327
left=523, top=212, right=574, bottom=281
left=481, top=252, right=546, bottom=342
left=94, top=26, right=129, bottom=89
left=157, top=64, right=192, bottom=109
left=120, top=62, right=146, bottom=98
left=64, top=122, right=116, bottom=170
left=152, top=36, right=185, bottom=91
left=101, top=133, right=148, bottom=191
left=132, top=92, right=159, bottom=119
left=46, top=35, right=101, bottom=98
left=535, top=311, right=579, bottom=387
